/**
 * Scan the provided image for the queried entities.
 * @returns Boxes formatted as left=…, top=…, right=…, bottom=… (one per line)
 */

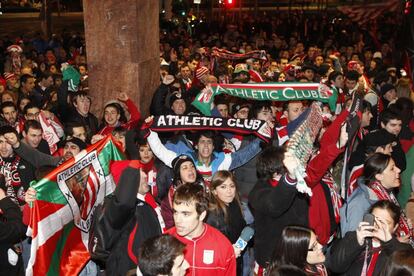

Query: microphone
left=234, top=226, right=255, bottom=251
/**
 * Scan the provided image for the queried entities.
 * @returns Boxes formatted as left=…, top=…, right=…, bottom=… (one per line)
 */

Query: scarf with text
left=192, top=82, right=337, bottom=115
left=0, top=156, right=23, bottom=205
left=149, top=115, right=273, bottom=142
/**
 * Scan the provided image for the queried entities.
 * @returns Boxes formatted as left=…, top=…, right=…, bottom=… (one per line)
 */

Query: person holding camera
left=327, top=200, right=411, bottom=275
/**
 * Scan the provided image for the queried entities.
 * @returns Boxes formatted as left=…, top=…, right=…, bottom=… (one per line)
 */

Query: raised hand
left=4, top=132, right=20, bottom=148
left=118, top=92, right=129, bottom=102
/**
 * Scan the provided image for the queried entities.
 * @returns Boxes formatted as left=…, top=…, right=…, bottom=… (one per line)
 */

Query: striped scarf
left=370, top=181, right=413, bottom=244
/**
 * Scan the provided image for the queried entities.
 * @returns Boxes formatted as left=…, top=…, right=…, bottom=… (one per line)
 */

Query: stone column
left=83, top=0, right=159, bottom=117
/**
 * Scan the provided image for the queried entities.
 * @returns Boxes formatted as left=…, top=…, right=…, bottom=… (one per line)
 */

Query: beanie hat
left=380, top=83, right=396, bottom=96
left=363, top=128, right=397, bottom=149
left=7, top=44, right=23, bottom=53
left=3, top=72, right=16, bottom=81
left=171, top=155, right=195, bottom=178
left=232, top=103, right=250, bottom=116
left=64, top=137, right=87, bottom=151
left=169, top=91, right=185, bottom=107
left=195, top=66, right=209, bottom=80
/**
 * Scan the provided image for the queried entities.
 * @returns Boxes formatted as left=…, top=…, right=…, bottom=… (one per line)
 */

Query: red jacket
left=167, top=224, right=236, bottom=276
left=98, top=99, right=141, bottom=135
left=306, top=110, right=348, bottom=245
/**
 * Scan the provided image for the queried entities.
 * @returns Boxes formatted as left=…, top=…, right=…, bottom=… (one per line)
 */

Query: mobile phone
left=363, top=214, right=375, bottom=227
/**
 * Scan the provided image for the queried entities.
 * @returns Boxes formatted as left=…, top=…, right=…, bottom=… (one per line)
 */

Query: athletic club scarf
left=369, top=181, right=414, bottom=246
left=148, top=115, right=273, bottom=142
left=210, top=47, right=267, bottom=61
left=26, top=136, right=124, bottom=276
left=192, top=82, right=338, bottom=116
left=0, top=155, right=22, bottom=205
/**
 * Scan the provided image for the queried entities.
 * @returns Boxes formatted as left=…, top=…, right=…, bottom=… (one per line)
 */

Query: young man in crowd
left=167, top=184, right=236, bottom=275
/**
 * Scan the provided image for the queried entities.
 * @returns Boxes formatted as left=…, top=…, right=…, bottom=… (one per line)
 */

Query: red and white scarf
left=370, top=181, right=413, bottom=241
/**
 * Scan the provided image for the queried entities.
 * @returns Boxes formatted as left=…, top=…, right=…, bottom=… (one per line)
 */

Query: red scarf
left=370, top=181, right=413, bottom=241
left=322, top=172, right=342, bottom=224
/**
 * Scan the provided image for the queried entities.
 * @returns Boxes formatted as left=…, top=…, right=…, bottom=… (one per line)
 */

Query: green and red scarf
left=192, top=82, right=338, bottom=116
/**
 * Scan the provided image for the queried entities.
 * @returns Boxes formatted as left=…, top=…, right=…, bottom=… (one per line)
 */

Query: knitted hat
left=363, top=128, right=397, bottom=148
left=64, top=137, right=87, bottom=151
left=169, top=91, right=185, bottom=107
left=171, top=155, right=195, bottom=178
left=231, top=103, right=250, bottom=116
left=380, top=83, right=396, bottom=96
left=7, top=44, right=23, bottom=53
left=3, top=72, right=16, bottom=81
left=195, top=66, right=209, bottom=80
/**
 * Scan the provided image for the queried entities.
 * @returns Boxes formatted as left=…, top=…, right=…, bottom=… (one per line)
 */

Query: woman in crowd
left=160, top=154, right=204, bottom=228
left=268, top=225, right=327, bottom=275
left=328, top=200, right=412, bottom=275
left=341, top=153, right=413, bottom=242
left=206, top=170, right=246, bottom=275
left=98, top=92, right=140, bottom=135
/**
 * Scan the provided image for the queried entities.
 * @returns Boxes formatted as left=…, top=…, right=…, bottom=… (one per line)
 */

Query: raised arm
left=4, top=131, right=61, bottom=168
left=147, top=130, right=178, bottom=167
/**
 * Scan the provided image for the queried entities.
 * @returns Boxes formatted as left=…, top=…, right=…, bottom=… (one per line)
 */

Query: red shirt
left=167, top=224, right=236, bottom=276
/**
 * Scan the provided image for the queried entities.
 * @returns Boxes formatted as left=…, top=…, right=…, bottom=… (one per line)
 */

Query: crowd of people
left=0, top=9, right=414, bottom=276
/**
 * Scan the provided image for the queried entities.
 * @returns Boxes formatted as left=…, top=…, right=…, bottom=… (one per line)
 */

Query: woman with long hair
left=340, top=153, right=413, bottom=244
left=206, top=170, right=246, bottom=275
left=329, top=200, right=412, bottom=275
left=268, top=226, right=327, bottom=275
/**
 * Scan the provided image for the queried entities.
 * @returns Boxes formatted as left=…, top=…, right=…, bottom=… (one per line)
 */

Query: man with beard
left=0, top=102, right=24, bottom=133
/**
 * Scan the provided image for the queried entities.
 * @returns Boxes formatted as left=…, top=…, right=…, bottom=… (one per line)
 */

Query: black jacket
left=206, top=200, right=246, bottom=244
left=0, top=197, right=27, bottom=275
left=57, top=80, right=99, bottom=135
left=248, top=175, right=309, bottom=267
left=104, top=167, right=162, bottom=276
left=327, top=231, right=412, bottom=275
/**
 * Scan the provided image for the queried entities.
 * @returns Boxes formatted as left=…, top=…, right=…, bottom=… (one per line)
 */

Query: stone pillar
left=83, top=0, right=159, bottom=117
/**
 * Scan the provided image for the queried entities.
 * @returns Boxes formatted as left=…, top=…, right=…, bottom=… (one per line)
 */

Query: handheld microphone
left=234, top=226, right=255, bottom=251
